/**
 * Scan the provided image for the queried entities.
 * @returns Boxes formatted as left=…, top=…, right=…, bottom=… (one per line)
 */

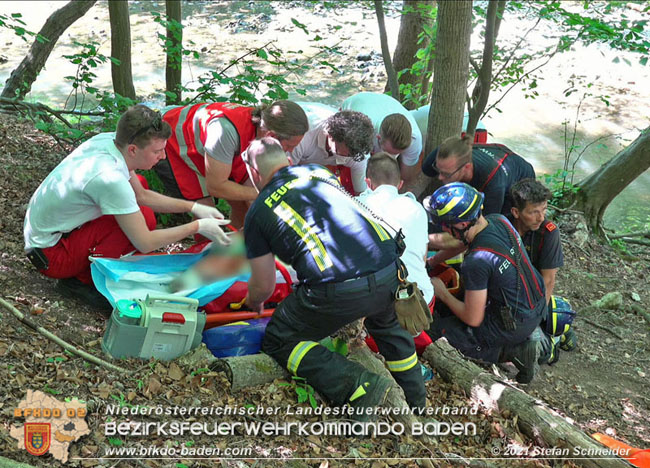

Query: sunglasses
left=129, top=111, right=163, bottom=145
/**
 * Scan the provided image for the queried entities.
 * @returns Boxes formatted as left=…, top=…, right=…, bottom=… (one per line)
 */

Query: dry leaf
left=168, top=363, right=184, bottom=381
left=146, top=376, right=162, bottom=395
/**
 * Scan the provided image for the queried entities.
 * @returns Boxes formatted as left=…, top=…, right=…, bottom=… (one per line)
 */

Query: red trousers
left=38, top=175, right=157, bottom=284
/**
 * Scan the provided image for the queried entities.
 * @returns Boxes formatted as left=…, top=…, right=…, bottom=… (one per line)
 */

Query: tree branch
left=374, top=0, right=400, bottom=99
left=0, top=297, right=130, bottom=375
left=609, top=231, right=650, bottom=239
left=466, top=0, right=500, bottom=134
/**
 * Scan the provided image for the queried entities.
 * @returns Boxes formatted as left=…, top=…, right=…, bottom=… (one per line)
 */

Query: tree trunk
left=575, top=127, right=650, bottom=234
left=374, top=0, right=400, bottom=100
left=108, top=0, right=136, bottom=100
left=466, top=0, right=505, bottom=136
left=387, top=0, right=435, bottom=110
left=423, top=340, right=634, bottom=468
left=408, top=0, right=473, bottom=198
left=0, top=0, right=97, bottom=100
left=165, top=0, right=183, bottom=105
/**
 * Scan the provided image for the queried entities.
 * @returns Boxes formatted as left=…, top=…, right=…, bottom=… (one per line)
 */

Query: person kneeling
left=424, top=183, right=549, bottom=384
left=24, top=105, right=231, bottom=310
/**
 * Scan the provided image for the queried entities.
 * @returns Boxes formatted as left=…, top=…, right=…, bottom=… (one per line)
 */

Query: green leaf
left=309, top=394, right=318, bottom=409
left=256, top=49, right=268, bottom=60
left=641, top=56, right=649, bottom=66
left=291, top=18, right=309, bottom=34
left=108, top=437, right=123, bottom=447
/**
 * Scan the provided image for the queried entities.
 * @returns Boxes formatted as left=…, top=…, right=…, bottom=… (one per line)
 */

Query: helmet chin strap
left=448, top=219, right=477, bottom=245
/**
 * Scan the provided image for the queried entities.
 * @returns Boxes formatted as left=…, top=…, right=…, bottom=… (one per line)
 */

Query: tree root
left=582, top=317, right=624, bottom=340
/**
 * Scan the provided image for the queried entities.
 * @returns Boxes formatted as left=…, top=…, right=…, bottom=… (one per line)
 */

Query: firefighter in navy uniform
left=242, top=138, right=426, bottom=415
left=509, top=178, right=577, bottom=357
left=422, top=136, right=536, bottom=216
left=425, top=182, right=549, bottom=383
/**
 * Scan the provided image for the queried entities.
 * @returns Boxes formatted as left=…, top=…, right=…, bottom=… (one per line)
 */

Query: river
left=1, top=0, right=648, bottom=231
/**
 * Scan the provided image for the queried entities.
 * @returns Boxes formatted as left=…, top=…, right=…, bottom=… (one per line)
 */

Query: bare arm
left=245, top=253, right=277, bottom=314
left=205, top=158, right=259, bottom=201
left=115, top=211, right=198, bottom=254
left=540, top=268, right=558, bottom=303
left=130, top=172, right=194, bottom=213
left=432, top=277, right=487, bottom=327
left=426, top=244, right=467, bottom=269
left=428, top=232, right=464, bottom=251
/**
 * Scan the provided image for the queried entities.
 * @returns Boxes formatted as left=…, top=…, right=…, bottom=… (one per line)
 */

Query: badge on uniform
left=545, top=222, right=557, bottom=232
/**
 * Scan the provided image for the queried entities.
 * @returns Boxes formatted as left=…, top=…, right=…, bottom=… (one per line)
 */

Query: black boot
left=348, top=371, right=393, bottom=421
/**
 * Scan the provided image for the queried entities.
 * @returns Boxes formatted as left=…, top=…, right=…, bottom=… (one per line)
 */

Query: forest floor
left=0, top=114, right=648, bottom=468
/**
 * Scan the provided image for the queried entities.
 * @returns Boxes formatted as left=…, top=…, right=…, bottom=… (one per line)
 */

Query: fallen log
left=210, top=353, right=286, bottom=392
left=422, top=339, right=633, bottom=468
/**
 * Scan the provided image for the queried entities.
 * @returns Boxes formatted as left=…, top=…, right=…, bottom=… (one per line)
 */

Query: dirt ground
left=0, top=112, right=648, bottom=468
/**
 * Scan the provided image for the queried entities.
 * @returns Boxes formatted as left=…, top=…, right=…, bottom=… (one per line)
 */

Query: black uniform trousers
left=262, top=263, right=426, bottom=409
left=428, top=298, right=546, bottom=363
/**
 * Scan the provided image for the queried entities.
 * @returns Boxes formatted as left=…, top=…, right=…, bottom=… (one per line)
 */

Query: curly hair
left=510, top=178, right=552, bottom=210
left=326, top=110, right=374, bottom=161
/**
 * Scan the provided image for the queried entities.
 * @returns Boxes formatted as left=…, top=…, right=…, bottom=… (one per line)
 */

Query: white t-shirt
left=289, top=119, right=368, bottom=194
left=24, top=132, right=140, bottom=249
left=341, top=92, right=422, bottom=166
left=356, top=185, right=433, bottom=304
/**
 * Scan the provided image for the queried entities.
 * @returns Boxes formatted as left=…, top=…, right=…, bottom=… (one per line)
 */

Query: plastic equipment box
left=102, top=295, right=206, bottom=360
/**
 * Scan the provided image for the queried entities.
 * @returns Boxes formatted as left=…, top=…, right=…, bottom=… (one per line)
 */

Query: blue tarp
left=90, top=251, right=250, bottom=307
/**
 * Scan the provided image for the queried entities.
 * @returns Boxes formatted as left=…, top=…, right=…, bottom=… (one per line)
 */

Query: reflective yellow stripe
left=437, top=195, right=462, bottom=216
left=287, top=341, right=319, bottom=375
left=551, top=295, right=558, bottom=335
left=273, top=201, right=333, bottom=271
left=363, top=214, right=391, bottom=242
left=457, top=194, right=478, bottom=219
left=349, top=384, right=367, bottom=402
left=386, top=352, right=418, bottom=373
left=444, top=253, right=464, bottom=265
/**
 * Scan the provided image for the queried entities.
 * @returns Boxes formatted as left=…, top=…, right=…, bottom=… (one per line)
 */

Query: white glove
left=197, top=218, right=231, bottom=246
left=190, top=202, right=226, bottom=220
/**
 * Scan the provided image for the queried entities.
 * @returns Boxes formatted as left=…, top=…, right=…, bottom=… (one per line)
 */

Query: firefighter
left=242, top=137, right=426, bottom=417
left=425, top=182, right=549, bottom=383
left=509, top=178, right=577, bottom=354
left=422, top=136, right=536, bottom=216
